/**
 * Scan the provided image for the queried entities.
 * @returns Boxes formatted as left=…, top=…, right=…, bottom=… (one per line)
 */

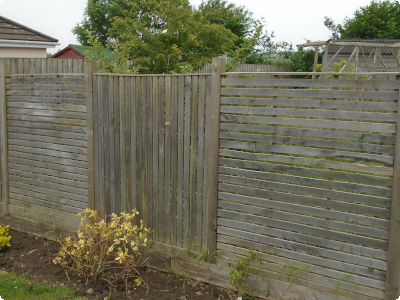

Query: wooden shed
left=51, top=44, right=116, bottom=60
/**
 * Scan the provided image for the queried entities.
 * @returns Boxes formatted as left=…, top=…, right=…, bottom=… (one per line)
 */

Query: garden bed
left=0, top=229, right=232, bottom=300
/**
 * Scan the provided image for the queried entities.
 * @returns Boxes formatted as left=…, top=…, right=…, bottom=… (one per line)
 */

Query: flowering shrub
left=0, top=225, right=11, bottom=251
left=53, top=208, right=149, bottom=296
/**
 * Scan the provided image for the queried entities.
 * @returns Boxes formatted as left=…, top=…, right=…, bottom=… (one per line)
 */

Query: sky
left=0, top=0, right=384, bottom=54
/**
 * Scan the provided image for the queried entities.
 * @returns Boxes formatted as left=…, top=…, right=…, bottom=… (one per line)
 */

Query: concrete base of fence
left=0, top=213, right=357, bottom=300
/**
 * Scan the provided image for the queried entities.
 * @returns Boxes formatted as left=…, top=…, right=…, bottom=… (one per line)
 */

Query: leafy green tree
left=73, top=0, right=132, bottom=46
left=196, top=0, right=253, bottom=47
left=282, top=48, right=322, bottom=73
left=108, top=0, right=239, bottom=73
left=325, top=0, right=400, bottom=39
left=74, top=0, right=290, bottom=73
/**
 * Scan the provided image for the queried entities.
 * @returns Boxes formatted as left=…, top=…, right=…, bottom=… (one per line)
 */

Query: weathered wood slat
left=9, top=166, right=87, bottom=189
left=220, top=131, right=394, bottom=155
left=195, top=75, right=206, bottom=252
left=152, top=76, right=159, bottom=236
left=7, top=96, right=86, bottom=105
left=135, top=76, right=142, bottom=225
left=6, top=77, right=85, bottom=84
left=218, top=208, right=387, bottom=250
left=220, top=105, right=397, bottom=122
left=218, top=235, right=385, bottom=288
left=7, top=89, right=86, bottom=98
left=119, top=77, right=127, bottom=213
left=219, top=173, right=390, bottom=208
left=221, top=97, right=397, bottom=111
left=220, top=140, right=393, bottom=165
left=169, top=76, right=177, bottom=245
left=219, top=164, right=391, bottom=197
left=219, top=122, right=395, bottom=144
left=219, top=197, right=388, bottom=238
left=146, top=76, right=152, bottom=227
left=8, top=125, right=87, bottom=140
left=220, top=148, right=393, bottom=176
left=8, top=159, right=87, bottom=182
left=141, top=77, right=148, bottom=225
left=218, top=245, right=385, bottom=299
left=9, top=148, right=87, bottom=168
left=219, top=151, right=392, bottom=186
left=219, top=182, right=390, bottom=219
left=104, top=75, right=112, bottom=215
left=7, top=102, right=86, bottom=112
left=8, top=132, right=87, bottom=148
left=128, top=78, right=139, bottom=217
left=190, top=75, right=198, bottom=250
left=218, top=219, right=387, bottom=269
left=96, top=75, right=105, bottom=211
left=221, top=114, right=397, bottom=133
left=9, top=138, right=87, bottom=155
left=8, top=120, right=87, bottom=133
left=183, top=76, right=191, bottom=248
left=217, top=230, right=386, bottom=281
left=9, top=179, right=87, bottom=204
left=9, top=146, right=87, bottom=165
left=221, top=77, right=399, bottom=89
left=221, top=87, right=398, bottom=100
left=7, top=84, right=86, bottom=91
left=177, top=76, right=184, bottom=246
left=9, top=193, right=83, bottom=214
left=9, top=175, right=88, bottom=201
left=7, top=114, right=87, bottom=126
left=157, top=76, right=165, bottom=243
left=7, top=108, right=86, bottom=120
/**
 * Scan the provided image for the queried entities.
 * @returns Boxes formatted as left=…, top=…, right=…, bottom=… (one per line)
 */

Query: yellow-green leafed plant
left=0, top=225, right=11, bottom=251
left=53, top=208, right=149, bottom=297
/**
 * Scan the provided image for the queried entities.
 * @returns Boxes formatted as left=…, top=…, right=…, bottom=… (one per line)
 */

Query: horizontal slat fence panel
left=217, top=76, right=397, bottom=299
left=93, top=74, right=211, bottom=251
left=5, top=74, right=88, bottom=224
left=0, top=58, right=85, bottom=74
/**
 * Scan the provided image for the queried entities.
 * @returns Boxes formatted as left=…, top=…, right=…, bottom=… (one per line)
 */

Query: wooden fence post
left=0, top=63, right=10, bottom=215
left=204, top=57, right=225, bottom=262
left=85, top=61, right=98, bottom=211
left=386, top=74, right=400, bottom=300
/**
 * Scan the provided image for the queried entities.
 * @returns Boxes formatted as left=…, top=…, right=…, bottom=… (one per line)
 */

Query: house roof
left=52, top=44, right=116, bottom=59
left=327, top=39, right=400, bottom=55
left=0, top=15, right=58, bottom=43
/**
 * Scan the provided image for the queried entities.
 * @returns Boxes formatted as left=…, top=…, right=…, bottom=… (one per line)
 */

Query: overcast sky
left=0, top=0, right=382, bottom=54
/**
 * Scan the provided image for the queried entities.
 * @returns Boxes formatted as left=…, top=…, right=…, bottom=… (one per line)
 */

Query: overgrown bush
left=0, top=225, right=11, bottom=251
left=53, top=208, right=149, bottom=297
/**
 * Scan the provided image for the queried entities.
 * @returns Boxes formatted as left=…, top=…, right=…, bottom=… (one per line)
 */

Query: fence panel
left=4, top=74, right=88, bottom=229
left=217, top=76, right=397, bottom=299
left=0, top=58, right=85, bottom=75
left=93, top=74, right=211, bottom=251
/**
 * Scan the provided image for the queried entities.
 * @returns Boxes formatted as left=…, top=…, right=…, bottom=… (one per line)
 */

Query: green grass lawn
left=0, top=271, right=85, bottom=300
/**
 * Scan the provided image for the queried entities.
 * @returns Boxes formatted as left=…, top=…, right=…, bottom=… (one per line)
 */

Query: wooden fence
left=92, top=73, right=212, bottom=252
left=0, top=58, right=86, bottom=74
left=1, top=58, right=400, bottom=300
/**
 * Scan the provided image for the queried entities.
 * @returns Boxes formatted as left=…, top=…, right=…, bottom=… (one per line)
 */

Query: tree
left=74, top=0, right=276, bottom=73
left=73, top=0, right=131, bottom=46
left=108, top=0, right=240, bottom=73
left=325, top=0, right=400, bottom=39
left=196, top=0, right=253, bottom=48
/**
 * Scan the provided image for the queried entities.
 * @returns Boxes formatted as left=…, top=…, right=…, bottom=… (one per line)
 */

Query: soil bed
left=0, top=229, right=232, bottom=299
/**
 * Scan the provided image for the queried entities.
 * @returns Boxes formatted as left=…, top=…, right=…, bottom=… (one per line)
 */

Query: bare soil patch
left=0, top=229, right=232, bottom=299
